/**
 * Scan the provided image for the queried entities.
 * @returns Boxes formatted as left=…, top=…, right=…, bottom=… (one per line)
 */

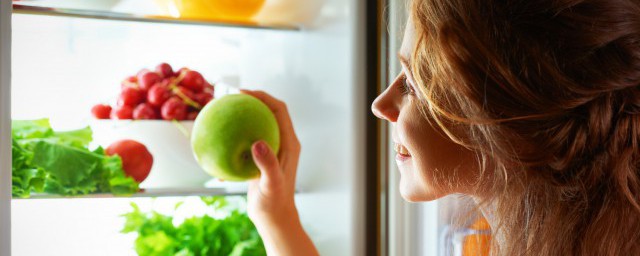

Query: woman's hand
left=240, top=90, right=318, bottom=256
left=242, top=89, right=300, bottom=227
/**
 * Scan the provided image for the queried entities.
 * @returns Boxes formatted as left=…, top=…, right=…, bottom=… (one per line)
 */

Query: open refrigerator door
left=1, top=0, right=13, bottom=255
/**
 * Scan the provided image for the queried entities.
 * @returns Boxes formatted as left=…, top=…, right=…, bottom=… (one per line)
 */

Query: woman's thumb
left=251, top=141, right=280, bottom=186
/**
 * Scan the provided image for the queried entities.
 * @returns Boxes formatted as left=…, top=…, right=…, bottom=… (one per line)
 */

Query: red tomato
left=106, top=140, right=153, bottom=183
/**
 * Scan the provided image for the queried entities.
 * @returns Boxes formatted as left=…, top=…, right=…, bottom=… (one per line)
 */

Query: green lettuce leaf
left=135, top=231, right=178, bottom=256
left=11, top=119, right=139, bottom=197
left=30, top=141, right=101, bottom=192
left=11, top=138, right=46, bottom=198
left=122, top=197, right=266, bottom=256
left=12, top=119, right=53, bottom=140
left=53, top=125, right=93, bottom=148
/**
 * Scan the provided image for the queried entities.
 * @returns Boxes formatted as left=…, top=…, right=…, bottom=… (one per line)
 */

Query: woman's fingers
left=240, top=90, right=301, bottom=179
left=251, top=140, right=282, bottom=194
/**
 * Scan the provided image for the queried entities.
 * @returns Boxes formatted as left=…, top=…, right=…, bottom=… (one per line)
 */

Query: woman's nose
left=371, top=84, right=400, bottom=123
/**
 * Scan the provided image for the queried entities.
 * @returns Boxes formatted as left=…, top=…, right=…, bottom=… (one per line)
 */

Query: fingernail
left=255, top=141, right=267, bottom=156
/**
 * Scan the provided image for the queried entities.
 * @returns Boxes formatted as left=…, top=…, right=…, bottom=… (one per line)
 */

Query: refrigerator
left=0, top=0, right=372, bottom=255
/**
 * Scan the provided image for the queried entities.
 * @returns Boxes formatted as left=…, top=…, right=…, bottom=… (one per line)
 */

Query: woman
left=243, top=0, right=640, bottom=255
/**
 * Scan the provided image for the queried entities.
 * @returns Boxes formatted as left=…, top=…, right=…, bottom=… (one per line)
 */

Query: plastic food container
left=155, top=0, right=266, bottom=21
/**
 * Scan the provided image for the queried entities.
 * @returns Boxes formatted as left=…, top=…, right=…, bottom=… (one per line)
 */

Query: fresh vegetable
left=194, top=93, right=213, bottom=107
left=120, top=87, right=145, bottom=107
left=11, top=118, right=139, bottom=197
left=112, top=105, right=135, bottom=120
left=138, top=70, right=162, bottom=91
left=155, top=63, right=174, bottom=78
left=133, top=103, right=158, bottom=120
left=161, top=97, right=188, bottom=121
left=186, top=111, right=199, bottom=120
left=106, top=139, right=153, bottom=183
left=91, top=63, right=215, bottom=121
left=12, top=139, right=46, bottom=198
left=148, top=84, right=172, bottom=107
left=180, top=70, right=205, bottom=92
left=91, top=104, right=112, bottom=119
left=122, top=76, right=138, bottom=89
left=121, top=196, right=266, bottom=256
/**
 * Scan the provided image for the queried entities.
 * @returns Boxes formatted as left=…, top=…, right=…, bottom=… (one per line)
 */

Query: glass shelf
left=12, top=4, right=301, bottom=31
left=15, top=187, right=302, bottom=199
left=15, top=187, right=248, bottom=199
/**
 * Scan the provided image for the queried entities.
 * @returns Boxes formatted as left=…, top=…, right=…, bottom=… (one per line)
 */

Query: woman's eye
left=399, top=74, right=414, bottom=95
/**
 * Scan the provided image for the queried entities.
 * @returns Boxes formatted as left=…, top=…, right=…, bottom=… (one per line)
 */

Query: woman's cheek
left=396, top=108, right=448, bottom=201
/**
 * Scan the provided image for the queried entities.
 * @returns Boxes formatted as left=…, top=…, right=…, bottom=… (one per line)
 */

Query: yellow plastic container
left=157, top=0, right=266, bottom=21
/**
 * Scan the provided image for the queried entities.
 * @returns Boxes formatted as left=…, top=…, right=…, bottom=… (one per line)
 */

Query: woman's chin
left=398, top=177, right=446, bottom=202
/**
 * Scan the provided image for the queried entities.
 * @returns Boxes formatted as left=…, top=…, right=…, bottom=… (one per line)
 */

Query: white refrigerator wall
left=10, top=0, right=365, bottom=255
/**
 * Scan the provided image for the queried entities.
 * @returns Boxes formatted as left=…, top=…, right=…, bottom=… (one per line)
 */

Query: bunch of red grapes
left=91, top=63, right=214, bottom=121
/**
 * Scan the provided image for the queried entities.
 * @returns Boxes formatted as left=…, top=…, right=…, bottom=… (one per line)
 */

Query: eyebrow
left=397, top=53, right=412, bottom=74
left=397, top=52, right=422, bottom=97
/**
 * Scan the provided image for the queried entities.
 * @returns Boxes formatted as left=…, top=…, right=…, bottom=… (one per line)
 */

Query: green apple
left=191, top=94, right=280, bottom=181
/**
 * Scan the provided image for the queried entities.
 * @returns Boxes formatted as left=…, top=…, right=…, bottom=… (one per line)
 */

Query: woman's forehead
left=400, top=17, right=416, bottom=62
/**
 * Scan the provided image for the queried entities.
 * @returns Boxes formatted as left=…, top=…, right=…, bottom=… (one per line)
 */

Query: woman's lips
left=394, top=143, right=411, bottom=162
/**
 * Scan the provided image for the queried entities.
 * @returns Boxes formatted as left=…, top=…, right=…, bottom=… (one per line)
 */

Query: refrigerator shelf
left=14, top=187, right=249, bottom=200
left=12, top=4, right=301, bottom=31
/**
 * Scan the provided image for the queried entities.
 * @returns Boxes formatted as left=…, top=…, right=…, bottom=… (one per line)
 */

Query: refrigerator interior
left=7, top=0, right=366, bottom=255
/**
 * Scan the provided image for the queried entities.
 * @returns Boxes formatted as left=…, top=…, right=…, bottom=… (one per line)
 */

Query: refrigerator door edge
left=1, top=1, right=12, bottom=255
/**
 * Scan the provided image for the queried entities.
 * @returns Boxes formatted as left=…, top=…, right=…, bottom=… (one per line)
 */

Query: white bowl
left=90, top=120, right=213, bottom=188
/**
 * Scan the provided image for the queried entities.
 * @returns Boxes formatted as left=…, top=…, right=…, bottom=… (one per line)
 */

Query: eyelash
left=399, top=74, right=415, bottom=95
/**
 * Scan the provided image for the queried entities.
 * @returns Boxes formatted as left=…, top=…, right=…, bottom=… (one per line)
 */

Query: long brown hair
left=410, top=0, right=640, bottom=255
